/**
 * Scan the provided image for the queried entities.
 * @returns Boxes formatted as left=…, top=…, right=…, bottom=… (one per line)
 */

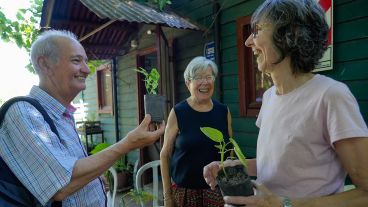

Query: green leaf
left=18, top=9, right=27, bottom=14
left=0, top=0, right=42, bottom=74
left=134, top=67, right=160, bottom=95
left=16, top=12, right=24, bottom=20
left=134, top=67, right=149, bottom=76
left=87, top=59, right=109, bottom=74
left=90, top=143, right=111, bottom=154
left=230, top=138, right=248, bottom=167
left=26, top=63, right=34, bottom=73
left=200, top=127, right=223, bottom=143
left=214, top=144, right=222, bottom=150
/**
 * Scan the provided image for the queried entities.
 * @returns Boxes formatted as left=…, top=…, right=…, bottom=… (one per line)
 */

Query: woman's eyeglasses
left=190, top=75, right=215, bottom=83
left=251, top=23, right=269, bottom=38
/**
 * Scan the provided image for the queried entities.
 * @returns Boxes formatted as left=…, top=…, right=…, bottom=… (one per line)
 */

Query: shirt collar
left=64, top=104, right=77, bottom=118
left=29, top=86, right=69, bottom=120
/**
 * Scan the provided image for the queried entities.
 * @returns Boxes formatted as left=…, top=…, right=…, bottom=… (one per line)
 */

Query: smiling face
left=40, top=37, right=90, bottom=104
left=186, top=66, right=215, bottom=103
left=245, top=20, right=281, bottom=74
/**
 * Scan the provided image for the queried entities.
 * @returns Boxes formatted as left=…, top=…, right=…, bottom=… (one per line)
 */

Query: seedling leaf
left=230, top=138, right=248, bottom=167
left=200, top=127, right=223, bottom=143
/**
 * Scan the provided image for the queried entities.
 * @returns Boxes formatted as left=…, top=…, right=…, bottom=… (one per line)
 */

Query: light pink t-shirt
left=256, top=74, right=368, bottom=198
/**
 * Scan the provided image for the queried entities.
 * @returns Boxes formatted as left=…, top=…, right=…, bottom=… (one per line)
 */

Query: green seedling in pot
left=201, top=127, right=254, bottom=197
left=134, top=67, right=160, bottom=95
left=200, top=127, right=248, bottom=174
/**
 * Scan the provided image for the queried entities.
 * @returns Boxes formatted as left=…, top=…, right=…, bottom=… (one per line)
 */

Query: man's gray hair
left=183, top=56, right=218, bottom=81
left=30, top=30, right=79, bottom=73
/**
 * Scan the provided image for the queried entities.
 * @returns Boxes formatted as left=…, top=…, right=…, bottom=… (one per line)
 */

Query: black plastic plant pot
left=144, top=94, right=166, bottom=122
left=216, top=165, right=254, bottom=206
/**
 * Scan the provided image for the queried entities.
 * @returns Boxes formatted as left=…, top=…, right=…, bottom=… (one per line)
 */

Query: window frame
left=236, top=15, right=261, bottom=117
left=96, top=63, right=113, bottom=114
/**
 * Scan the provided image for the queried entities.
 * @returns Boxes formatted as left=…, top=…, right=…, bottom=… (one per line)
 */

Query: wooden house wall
left=172, top=0, right=215, bottom=101
left=216, top=0, right=264, bottom=158
left=116, top=52, right=140, bottom=164
left=74, top=73, right=116, bottom=145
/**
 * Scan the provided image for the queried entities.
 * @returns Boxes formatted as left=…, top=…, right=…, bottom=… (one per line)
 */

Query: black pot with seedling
left=200, top=127, right=254, bottom=205
left=135, top=67, right=165, bottom=123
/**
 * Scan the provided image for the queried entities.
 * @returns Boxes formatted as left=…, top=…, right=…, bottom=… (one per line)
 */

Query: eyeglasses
left=190, top=75, right=215, bottom=83
left=251, top=23, right=269, bottom=38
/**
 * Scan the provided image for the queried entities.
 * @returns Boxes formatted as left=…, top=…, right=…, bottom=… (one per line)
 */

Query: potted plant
left=121, top=189, right=155, bottom=206
left=200, top=127, right=254, bottom=199
left=113, top=158, right=134, bottom=191
left=90, top=143, right=133, bottom=191
left=135, top=67, right=166, bottom=122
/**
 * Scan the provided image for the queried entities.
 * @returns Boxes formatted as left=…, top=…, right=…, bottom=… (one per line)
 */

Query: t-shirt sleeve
left=0, top=102, right=77, bottom=205
left=324, top=82, right=368, bottom=145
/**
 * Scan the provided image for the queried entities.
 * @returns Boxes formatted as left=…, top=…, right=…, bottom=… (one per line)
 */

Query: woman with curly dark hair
left=203, top=0, right=368, bottom=206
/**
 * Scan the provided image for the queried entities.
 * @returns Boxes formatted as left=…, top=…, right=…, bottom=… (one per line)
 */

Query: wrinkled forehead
left=56, top=38, right=87, bottom=57
left=251, top=13, right=272, bottom=29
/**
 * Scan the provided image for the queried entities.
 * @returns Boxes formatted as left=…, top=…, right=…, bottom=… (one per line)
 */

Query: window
left=97, top=63, right=113, bottom=114
left=236, top=16, right=273, bottom=117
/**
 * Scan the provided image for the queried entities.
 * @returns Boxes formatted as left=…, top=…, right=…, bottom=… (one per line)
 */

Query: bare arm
left=160, top=109, right=178, bottom=207
left=52, top=114, right=165, bottom=200
left=292, top=137, right=368, bottom=207
left=247, top=158, right=257, bottom=177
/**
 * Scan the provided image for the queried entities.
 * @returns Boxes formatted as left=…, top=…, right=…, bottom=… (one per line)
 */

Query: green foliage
left=90, top=142, right=111, bottom=154
left=87, top=59, right=109, bottom=75
left=229, top=138, right=248, bottom=168
left=136, top=0, right=172, bottom=11
left=152, top=0, right=172, bottom=11
left=114, top=159, right=134, bottom=173
left=90, top=143, right=133, bottom=173
left=134, top=67, right=160, bottom=95
left=200, top=127, right=248, bottom=169
left=90, top=143, right=133, bottom=192
left=122, top=189, right=155, bottom=206
left=0, top=0, right=42, bottom=73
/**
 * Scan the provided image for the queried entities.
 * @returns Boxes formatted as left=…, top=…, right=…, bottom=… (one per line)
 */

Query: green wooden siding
left=116, top=53, right=140, bottom=164
left=74, top=73, right=116, bottom=145
left=172, top=0, right=223, bottom=102
left=175, top=30, right=213, bottom=101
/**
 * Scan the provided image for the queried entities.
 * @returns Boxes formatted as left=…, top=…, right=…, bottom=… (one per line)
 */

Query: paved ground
left=109, top=181, right=355, bottom=206
left=111, top=182, right=164, bottom=207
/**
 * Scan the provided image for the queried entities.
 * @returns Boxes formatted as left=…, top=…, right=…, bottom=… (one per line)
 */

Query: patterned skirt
left=171, top=183, right=224, bottom=207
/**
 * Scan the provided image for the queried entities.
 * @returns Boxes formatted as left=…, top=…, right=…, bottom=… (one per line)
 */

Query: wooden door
left=156, top=25, right=175, bottom=129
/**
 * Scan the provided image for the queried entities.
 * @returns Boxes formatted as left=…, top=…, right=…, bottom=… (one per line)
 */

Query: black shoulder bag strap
left=0, top=96, right=62, bottom=207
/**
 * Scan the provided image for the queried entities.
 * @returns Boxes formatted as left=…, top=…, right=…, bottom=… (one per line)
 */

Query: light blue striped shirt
left=0, top=86, right=106, bottom=206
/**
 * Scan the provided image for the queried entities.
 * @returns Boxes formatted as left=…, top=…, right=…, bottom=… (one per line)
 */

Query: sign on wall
left=314, top=0, right=333, bottom=71
left=204, top=41, right=215, bottom=61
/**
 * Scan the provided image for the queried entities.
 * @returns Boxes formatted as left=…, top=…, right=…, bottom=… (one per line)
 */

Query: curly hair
left=251, top=0, right=329, bottom=73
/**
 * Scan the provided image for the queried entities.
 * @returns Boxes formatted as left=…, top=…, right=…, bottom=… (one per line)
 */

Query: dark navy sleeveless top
left=170, top=99, right=229, bottom=189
